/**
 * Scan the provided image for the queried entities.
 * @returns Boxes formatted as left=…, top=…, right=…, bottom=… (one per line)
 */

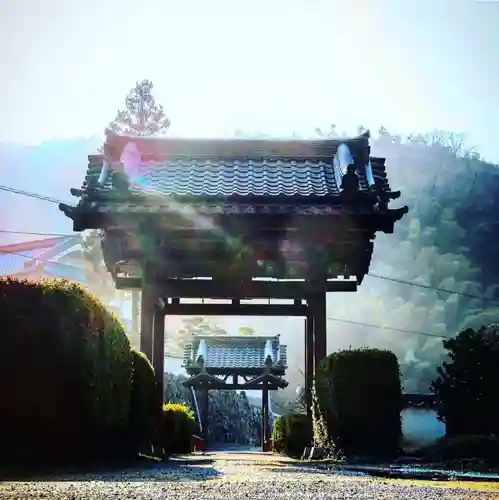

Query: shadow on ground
left=0, top=456, right=221, bottom=482
left=265, top=463, right=499, bottom=483
left=263, top=465, right=366, bottom=478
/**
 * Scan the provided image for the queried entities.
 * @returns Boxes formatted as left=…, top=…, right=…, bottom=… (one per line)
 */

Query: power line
left=0, top=247, right=456, bottom=340
left=1, top=183, right=495, bottom=307
left=3, top=240, right=498, bottom=308
left=327, top=316, right=451, bottom=339
left=0, top=229, right=75, bottom=237
left=0, top=184, right=67, bottom=205
left=367, top=272, right=498, bottom=303
left=0, top=185, right=485, bottom=292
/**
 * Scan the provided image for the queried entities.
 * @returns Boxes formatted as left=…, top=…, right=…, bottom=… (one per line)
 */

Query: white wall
left=402, top=408, right=446, bottom=449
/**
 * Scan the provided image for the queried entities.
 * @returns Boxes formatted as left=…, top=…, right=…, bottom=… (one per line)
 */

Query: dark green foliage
left=161, top=402, right=195, bottom=454
left=129, top=349, right=158, bottom=453
left=415, top=435, right=499, bottom=463
left=313, top=348, right=402, bottom=459
left=431, top=325, right=499, bottom=436
left=272, top=412, right=312, bottom=457
left=272, top=415, right=286, bottom=453
left=165, top=373, right=264, bottom=445
left=0, top=277, right=134, bottom=465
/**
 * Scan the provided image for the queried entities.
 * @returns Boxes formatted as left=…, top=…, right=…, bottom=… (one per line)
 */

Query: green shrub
left=162, top=402, right=195, bottom=454
left=313, top=348, right=402, bottom=459
left=431, top=325, right=499, bottom=436
left=129, top=349, right=158, bottom=453
left=272, top=412, right=312, bottom=457
left=0, top=277, right=134, bottom=465
left=272, top=415, right=287, bottom=453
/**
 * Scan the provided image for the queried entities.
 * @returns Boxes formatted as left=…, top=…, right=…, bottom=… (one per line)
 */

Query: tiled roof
left=83, top=156, right=389, bottom=200
left=183, top=335, right=287, bottom=371
left=75, top=131, right=395, bottom=201
left=95, top=159, right=335, bottom=197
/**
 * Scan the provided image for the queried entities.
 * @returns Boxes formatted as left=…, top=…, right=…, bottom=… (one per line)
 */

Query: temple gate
left=60, top=128, right=407, bottom=437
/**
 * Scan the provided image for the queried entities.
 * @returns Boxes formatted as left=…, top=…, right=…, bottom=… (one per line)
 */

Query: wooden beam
left=162, top=302, right=308, bottom=316
left=327, top=280, right=357, bottom=292
left=115, top=277, right=357, bottom=297
left=185, top=367, right=287, bottom=377
left=182, top=381, right=285, bottom=391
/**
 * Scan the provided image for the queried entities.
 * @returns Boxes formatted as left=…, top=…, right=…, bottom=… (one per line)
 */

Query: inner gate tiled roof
left=183, top=335, right=287, bottom=372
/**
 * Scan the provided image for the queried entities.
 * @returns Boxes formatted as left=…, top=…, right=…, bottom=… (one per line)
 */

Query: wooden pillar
left=202, top=387, right=209, bottom=446
left=140, top=286, right=155, bottom=361
left=262, top=382, right=269, bottom=451
left=151, top=304, right=166, bottom=460
left=153, top=304, right=165, bottom=401
left=305, top=315, right=314, bottom=419
left=309, top=290, right=327, bottom=374
left=131, top=290, right=140, bottom=334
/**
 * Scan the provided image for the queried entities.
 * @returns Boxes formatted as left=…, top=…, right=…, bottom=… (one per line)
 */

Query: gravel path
left=0, top=453, right=498, bottom=499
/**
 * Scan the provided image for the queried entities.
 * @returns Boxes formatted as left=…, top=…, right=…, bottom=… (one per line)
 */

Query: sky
left=1, top=0, right=499, bottom=161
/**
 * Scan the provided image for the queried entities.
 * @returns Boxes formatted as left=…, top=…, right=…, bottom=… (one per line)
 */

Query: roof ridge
left=100, top=128, right=371, bottom=161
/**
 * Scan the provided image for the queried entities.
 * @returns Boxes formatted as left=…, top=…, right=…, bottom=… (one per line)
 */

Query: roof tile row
left=183, top=336, right=287, bottom=370
left=84, top=157, right=389, bottom=199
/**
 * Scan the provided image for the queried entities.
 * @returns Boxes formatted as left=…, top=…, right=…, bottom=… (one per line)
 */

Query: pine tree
left=107, top=79, right=170, bottom=136
left=87, top=80, right=171, bottom=326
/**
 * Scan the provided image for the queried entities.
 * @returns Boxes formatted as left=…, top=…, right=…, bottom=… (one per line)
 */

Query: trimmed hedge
left=272, top=411, right=312, bottom=457
left=162, top=402, right=195, bottom=454
left=129, top=349, right=158, bottom=453
left=0, top=277, right=134, bottom=465
left=431, top=325, right=499, bottom=436
left=313, top=348, right=402, bottom=459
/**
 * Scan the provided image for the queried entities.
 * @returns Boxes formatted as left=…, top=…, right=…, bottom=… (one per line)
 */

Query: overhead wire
left=0, top=245, right=459, bottom=340
left=0, top=184, right=496, bottom=341
left=3, top=227, right=498, bottom=305
left=0, top=229, right=75, bottom=237
left=0, top=184, right=67, bottom=205
left=327, top=316, right=451, bottom=339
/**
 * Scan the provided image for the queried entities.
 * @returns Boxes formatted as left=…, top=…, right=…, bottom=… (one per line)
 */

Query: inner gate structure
left=60, top=128, right=408, bottom=431
left=183, top=335, right=288, bottom=450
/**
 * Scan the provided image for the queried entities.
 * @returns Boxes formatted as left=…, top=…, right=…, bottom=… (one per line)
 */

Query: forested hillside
left=2, top=129, right=499, bottom=396
left=323, top=128, right=499, bottom=393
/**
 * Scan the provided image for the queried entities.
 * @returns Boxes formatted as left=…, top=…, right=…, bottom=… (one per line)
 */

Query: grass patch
left=374, top=477, right=499, bottom=492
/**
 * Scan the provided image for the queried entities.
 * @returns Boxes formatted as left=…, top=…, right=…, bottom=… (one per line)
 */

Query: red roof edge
left=0, top=236, right=69, bottom=253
